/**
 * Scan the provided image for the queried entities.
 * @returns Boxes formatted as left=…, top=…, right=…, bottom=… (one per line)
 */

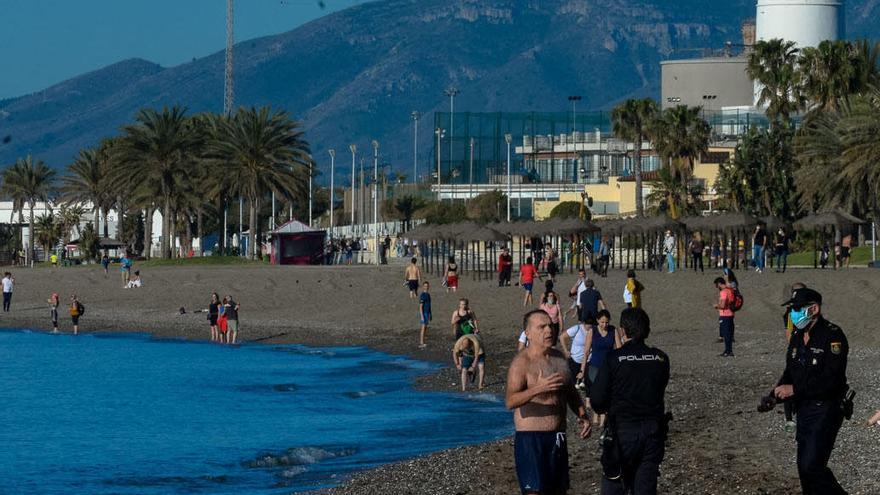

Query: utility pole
left=435, top=128, right=445, bottom=202
left=224, top=0, right=234, bottom=117
left=469, top=137, right=475, bottom=201
left=308, top=161, right=313, bottom=228
left=411, top=111, right=420, bottom=184
left=444, top=87, right=460, bottom=177
left=372, top=140, right=380, bottom=266
left=328, top=149, right=335, bottom=239
left=505, top=133, right=512, bottom=222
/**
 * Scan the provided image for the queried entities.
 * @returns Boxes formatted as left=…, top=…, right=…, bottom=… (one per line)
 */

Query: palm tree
left=207, top=107, right=310, bottom=259
left=652, top=105, right=711, bottom=208
left=393, top=195, right=427, bottom=231
left=799, top=40, right=857, bottom=114
left=612, top=98, right=658, bottom=217
left=34, top=213, right=61, bottom=257
left=748, top=39, right=804, bottom=125
left=61, top=147, right=113, bottom=236
left=119, top=106, right=200, bottom=259
left=1, top=156, right=56, bottom=265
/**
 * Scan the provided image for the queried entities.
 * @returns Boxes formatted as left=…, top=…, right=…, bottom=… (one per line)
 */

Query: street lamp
left=307, top=161, right=313, bottom=228
left=567, top=95, right=582, bottom=133
left=469, top=137, right=475, bottom=201
left=349, top=144, right=356, bottom=232
left=372, top=140, right=379, bottom=266
left=328, top=149, right=335, bottom=239
left=435, top=127, right=445, bottom=201
left=505, top=133, right=512, bottom=222
left=411, top=111, right=420, bottom=184
left=444, top=86, right=459, bottom=178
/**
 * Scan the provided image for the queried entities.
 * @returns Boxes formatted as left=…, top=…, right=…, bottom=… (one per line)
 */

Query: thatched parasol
left=455, top=224, right=509, bottom=242
left=702, top=212, right=758, bottom=231
left=595, top=219, right=624, bottom=236
left=793, top=210, right=866, bottom=230
left=551, top=217, right=601, bottom=235
left=759, top=215, right=787, bottom=231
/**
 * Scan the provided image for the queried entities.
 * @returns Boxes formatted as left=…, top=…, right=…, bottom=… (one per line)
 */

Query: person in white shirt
left=566, top=268, right=589, bottom=319
left=2, top=272, right=14, bottom=312
left=663, top=230, right=677, bottom=273
left=559, top=322, right=588, bottom=385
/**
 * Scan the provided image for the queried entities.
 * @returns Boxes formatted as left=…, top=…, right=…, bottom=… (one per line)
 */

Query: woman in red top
left=519, top=256, right=541, bottom=306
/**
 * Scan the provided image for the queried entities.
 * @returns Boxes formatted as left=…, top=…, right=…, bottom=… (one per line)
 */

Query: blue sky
left=0, top=0, right=362, bottom=99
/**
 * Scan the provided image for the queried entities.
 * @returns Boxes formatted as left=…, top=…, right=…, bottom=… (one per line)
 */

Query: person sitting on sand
left=506, top=309, right=591, bottom=495
left=125, top=270, right=143, bottom=288
left=453, top=333, right=486, bottom=391
left=404, top=257, right=421, bottom=299
left=451, top=298, right=478, bottom=339
left=868, top=410, right=880, bottom=427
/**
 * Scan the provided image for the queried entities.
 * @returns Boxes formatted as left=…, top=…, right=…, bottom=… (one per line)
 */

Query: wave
left=245, top=446, right=357, bottom=469
left=235, top=383, right=299, bottom=393
left=343, top=390, right=377, bottom=399
left=465, top=393, right=503, bottom=404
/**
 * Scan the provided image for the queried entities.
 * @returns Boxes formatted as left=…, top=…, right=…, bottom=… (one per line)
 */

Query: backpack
left=76, top=302, right=85, bottom=316
left=731, top=289, right=744, bottom=312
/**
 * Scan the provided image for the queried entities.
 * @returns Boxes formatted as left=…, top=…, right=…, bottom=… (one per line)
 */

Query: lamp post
left=349, top=144, right=356, bottom=232
left=372, top=140, right=380, bottom=266
left=411, top=111, right=420, bottom=184
left=328, top=149, right=335, bottom=239
left=444, top=86, right=459, bottom=178
left=469, top=137, right=475, bottom=201
left=307, top=162, right=313, bottom=228
left=505, top=133, right=512, bottom=222
left=435, top=127, right=445, bottom=202
left=568, top=95, right=581, bottom=133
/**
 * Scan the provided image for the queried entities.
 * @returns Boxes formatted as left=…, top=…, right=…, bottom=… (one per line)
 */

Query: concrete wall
left=661, top=58, right=753, bottom=110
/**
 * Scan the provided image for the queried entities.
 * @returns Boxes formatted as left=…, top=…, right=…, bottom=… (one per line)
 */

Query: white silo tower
left=755, top=0, right=844, bottom=48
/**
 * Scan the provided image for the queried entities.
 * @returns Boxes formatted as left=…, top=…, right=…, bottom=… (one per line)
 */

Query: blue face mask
left=790, top=307, right=812, bottom=329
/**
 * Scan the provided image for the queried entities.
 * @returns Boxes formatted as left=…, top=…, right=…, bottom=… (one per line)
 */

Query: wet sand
left=3, top=262, right=879, bottom=494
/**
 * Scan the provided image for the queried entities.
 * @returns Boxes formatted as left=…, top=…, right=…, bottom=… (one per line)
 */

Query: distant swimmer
left=404, top=257, right=421, bottom=300
left=453, top=333, right=486, bottom=391
left=506, top=309, right=591, bottom=495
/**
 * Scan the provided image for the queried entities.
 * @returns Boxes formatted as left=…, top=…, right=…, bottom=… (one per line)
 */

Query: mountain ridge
left=1, top=0, right=878, bottom=180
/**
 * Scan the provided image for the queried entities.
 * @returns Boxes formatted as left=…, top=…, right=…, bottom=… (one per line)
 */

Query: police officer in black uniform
left=774, top=287, right=849, bottom=495
left=591, top=307, right=670, bottom=495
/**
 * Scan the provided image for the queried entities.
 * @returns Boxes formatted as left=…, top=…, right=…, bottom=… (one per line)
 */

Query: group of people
left=323, top=238, right=361, bottom=265
left=660, top=225, right=801, bottom=274
left=207, top=292, right=241, bottom=344
left=2, top=271, right=86, bottom=334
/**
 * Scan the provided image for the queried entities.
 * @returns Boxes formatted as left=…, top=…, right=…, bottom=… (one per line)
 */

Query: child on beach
left=519, top=257, right=540, bottom=307
left=218, top=297, right=229, bottom=343
left=48, top=292, right=59, bottom=332
left=418, top=281, right=431, bottom=348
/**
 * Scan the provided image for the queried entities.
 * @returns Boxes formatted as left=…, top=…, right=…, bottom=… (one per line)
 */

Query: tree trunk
left=144, top=206, right=154, bottom=259
left=28, top=202, right=35, bottom=266
left=93, top=208, right=100, bottom=237
left=248, top=196, right=258, bottom=260
left=634, top=135, right=644, bottom=217
left=197, top=208, right=204, bottom=256
left=162, top=197, right=171, bottom=259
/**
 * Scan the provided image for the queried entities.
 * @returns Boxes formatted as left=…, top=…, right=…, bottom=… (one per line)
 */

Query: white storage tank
left=756, top=0, right=844, bottom=48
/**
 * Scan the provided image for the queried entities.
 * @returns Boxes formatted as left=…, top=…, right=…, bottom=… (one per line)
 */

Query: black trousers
left=602, top=420, right=665, bottom=495
left=2, top=292, right=11, bottom=311
left=796, top=401, right=846, bottom=495
left=691, top=252, right=703, bottom=272
left=499, top=267, right=511, bottom=286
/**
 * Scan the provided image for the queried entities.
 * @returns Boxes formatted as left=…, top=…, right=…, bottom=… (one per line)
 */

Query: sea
left=0, top=330, right=511, bottom=494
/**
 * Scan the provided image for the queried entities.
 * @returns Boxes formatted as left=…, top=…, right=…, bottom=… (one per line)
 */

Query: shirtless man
left=506, top=309, right=591, bottom=495
left=404, top=257, right=422, bottom=299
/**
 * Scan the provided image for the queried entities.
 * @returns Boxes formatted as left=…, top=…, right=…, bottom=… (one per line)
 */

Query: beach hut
left=268, top=220, right=326, bottom=265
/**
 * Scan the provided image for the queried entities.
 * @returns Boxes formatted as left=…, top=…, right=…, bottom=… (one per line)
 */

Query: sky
left=0, top=0, right=364, bottom=99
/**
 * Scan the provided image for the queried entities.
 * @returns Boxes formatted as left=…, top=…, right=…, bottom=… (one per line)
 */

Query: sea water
left=0, top=330, right=511, bottom=494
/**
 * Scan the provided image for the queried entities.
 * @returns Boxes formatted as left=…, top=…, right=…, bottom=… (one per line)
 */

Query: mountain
left=1, top=0, right=878, bottom=180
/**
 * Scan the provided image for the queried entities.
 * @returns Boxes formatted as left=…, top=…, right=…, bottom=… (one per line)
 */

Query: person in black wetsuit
left=773, top=287, right=849, bottom=495
left=591, top=307, right=670, bottom=495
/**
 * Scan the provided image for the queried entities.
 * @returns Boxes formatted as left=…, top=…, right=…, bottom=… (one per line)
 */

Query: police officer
left=774, top=287, right=848, bottom=495
left=591, top=307, right=670, bottom=495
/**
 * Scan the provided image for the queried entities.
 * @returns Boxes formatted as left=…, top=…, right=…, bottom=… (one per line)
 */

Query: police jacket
left=778, top=316, right=848, bottom=403
left=591, top=340, right=670, bottom=422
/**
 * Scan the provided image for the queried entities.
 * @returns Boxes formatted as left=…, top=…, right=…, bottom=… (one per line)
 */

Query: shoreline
left=3, top=263, right=880, bottom=494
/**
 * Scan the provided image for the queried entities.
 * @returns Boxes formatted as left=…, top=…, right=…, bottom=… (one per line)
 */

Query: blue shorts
left=523, top=283, right=533, bottom=293
left=461, top=354, right=485, bottom=369
left=407, top=280, right=419, bottom=292
left=420, top=311, right=431, bottom=325
left=515, top=431, right=569, bottom=495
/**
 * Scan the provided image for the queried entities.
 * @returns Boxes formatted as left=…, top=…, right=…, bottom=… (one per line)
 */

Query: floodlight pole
left=372, top=140, right=380, bottom=266
left=329, top=149, right=336, bottom=239
left=349, top=144, right=356, bottom=231
left=505, top=133, right=512, bottom=222
left=411, top=111, right=420, bottom=184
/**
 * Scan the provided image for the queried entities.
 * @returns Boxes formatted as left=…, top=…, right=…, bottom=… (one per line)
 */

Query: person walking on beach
left=445, top=256, right=459, bottom=292
left=663, top=230, right=676, bottom=273
left=69, top=294, right=84, bottom=335
left=217, top=296, right=229, bottom=343
left=623, top=270, right=644, bottom=309
left=598, top=236, right=611, bottom=278
left=498, top=247, right=513, bottom=287
left=591, top=307, right=670, bottom=495
left=2, top=272, right=13, bottom=312
left=453, top=333, right=486, bottom=391
left=101, top=254, right=110, bottom=276
left=582, top=309, right=621, bottom=428
left=772, top=287, right=850, bottom=494
left=545, top=244, right=559, bottom=282
left=48, top=292, right=59, bottom=333
left=714, top=277, right=736, bottom=357
left=506, top=309, right=591, bottom=495
left=404, top=257, right=422, bottom=299
left=775, top=228, right=790, bottom=273
left=120, top=253, right=132, bottom=287
left=418, top=281, right=431, bottom=348
left=451, top=298, right=478, bottom=339
left=225, top=296, right=240, bottom=345
left=539, top=290, right=564, bottom=335
left=208, top=292, right=220, bottom=342
left=781, top=283, right=807, bottom=432
left=689, top=232, right=705, bottom=273
left=578, top=278, right=605, bottom=325
left=519, top=257, right=541, bottom=307
left=559, top=321, right=588, bottom=393
left=752, top=225, right=768, bottom=273
left=566, top=268, right=589, bottom=320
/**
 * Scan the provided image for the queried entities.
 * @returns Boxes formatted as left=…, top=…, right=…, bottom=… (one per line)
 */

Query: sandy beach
left=3, top=261, right=880, bottom=494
